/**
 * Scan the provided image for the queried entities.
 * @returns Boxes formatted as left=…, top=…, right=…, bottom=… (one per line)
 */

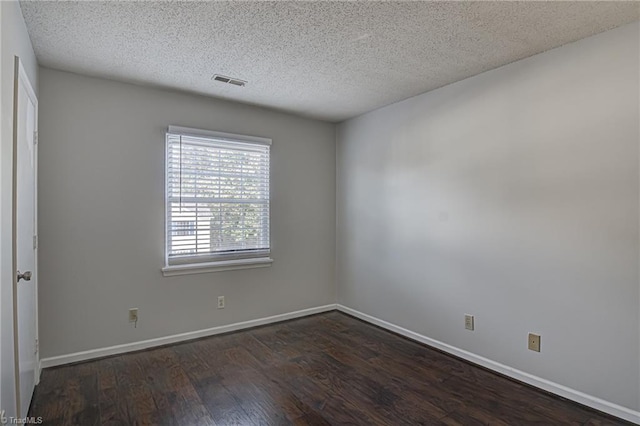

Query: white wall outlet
left=217, top=296, right=225, bottom=309
left=464, top=314, right=474, bottom=331
left=528, top=333, right=541, bottom=352
left=128, top=308, right=138, bottom=323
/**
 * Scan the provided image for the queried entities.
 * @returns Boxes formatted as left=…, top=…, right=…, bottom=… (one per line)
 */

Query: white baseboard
left=40, top=304, right=337, bottom=369
left=336, top=304, right=640, bottom=425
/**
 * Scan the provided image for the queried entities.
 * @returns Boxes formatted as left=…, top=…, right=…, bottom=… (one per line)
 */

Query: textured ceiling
left=20, top=1, right=640, bottom=122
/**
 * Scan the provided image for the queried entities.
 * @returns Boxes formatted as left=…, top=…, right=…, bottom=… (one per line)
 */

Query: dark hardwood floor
left=30, top=311, right=630, bottom=425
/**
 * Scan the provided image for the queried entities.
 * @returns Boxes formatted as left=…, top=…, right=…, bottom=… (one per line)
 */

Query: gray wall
left=337, top=22, right=639, bottom=410
left=0, top=0, right=38, bottom=417
left=38, top=69, right=336, bottom=358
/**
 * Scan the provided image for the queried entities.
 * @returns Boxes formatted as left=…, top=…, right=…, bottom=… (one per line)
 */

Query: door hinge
left=33, top=235, right=38, bottom=250
left=35, top=338, right=39, bottom=354
left=33, top=130, right=38, bottom=145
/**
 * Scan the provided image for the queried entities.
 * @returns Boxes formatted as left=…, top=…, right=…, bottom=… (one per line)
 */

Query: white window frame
left=162, top=126, right=273, bottom=276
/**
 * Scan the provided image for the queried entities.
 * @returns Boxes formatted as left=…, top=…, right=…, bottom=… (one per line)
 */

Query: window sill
left=162, top=257, right=273, bottom=277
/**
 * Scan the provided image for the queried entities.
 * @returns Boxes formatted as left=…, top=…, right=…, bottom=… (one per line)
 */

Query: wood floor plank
left=29, top=312, right=632, bottom=425
left=166, top=370, right=216, bottom=425
left=97, top=359, right=130, bottom=426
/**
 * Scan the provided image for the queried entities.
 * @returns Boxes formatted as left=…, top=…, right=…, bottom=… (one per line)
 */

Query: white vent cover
left=212, top=74, right=247, bottom=87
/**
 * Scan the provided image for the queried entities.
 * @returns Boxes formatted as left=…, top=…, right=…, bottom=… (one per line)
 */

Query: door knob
left=17, top=270, right=32, bottom=282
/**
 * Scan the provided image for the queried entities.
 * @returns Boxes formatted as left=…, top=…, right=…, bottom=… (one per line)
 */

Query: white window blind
left=165, top=126, right=271, bottom=266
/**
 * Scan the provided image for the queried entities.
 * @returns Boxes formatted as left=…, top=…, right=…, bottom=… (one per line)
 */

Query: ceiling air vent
left=212, top=74, right=247, bottom=87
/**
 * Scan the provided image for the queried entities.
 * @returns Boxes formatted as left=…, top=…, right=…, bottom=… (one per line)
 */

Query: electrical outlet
left=129, top=308, right=138, bottom=323
left=217, top=296, right=225, bottom=309
left=528, top=333, right=541, bottom=352
left=464, top=314, right=474, bottom=331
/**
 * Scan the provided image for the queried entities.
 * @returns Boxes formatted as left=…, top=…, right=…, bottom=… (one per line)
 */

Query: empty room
left=1, top=0, right=639, bottom=424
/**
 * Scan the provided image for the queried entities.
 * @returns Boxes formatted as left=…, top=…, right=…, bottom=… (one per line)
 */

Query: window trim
left=162, top=257, right=273, bottom=277
left=164, top=126, right=272, bottom=275
left=167, top=126, right=272, bottom=147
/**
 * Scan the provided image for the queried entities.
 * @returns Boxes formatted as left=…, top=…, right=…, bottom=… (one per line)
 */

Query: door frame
left=12, top=55, right=39, bottom=417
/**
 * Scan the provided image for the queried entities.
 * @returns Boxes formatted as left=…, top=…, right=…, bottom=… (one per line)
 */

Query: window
left=163, top=126, right=272, bottom=275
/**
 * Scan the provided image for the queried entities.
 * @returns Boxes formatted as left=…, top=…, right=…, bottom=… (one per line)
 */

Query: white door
left=13, top=57, right=38, bottom=418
